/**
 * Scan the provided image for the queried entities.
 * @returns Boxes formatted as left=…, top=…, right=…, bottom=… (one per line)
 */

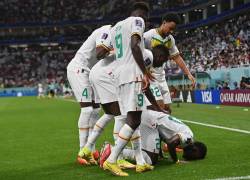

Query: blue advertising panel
left=0, top=87, right=37, bottom=97
left=194, top=90, right=221, bottom=105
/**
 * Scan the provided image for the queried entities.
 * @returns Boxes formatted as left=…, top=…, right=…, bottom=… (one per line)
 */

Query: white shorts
left=89, top=60, right=118, bottom=104
left=149, top=83, right=164, bottom=101
left=67, top=61, right=95, bottom=103
left=140, top=122, right=160, bottom=154
left=142, top=109, right=193, bottom=146
left=118, top=82, right=146, bottom=115
left=151, top=80, right=172, bottom=104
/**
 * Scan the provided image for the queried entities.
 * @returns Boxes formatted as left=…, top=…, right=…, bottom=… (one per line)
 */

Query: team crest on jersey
left=135, top=19, right=142, bottom=27
left=144, top=58, right=151, bottom=67
left=101, top=33, right=108, bottom=39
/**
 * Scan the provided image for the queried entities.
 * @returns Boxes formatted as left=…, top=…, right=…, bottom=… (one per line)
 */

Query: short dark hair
left=162, top=13, right=181, bottom=24
left=130, top=2, right=150, bottom=13
left=152, top=44, right=169, bottom=58
left=183, top=141, right=207, bottom=161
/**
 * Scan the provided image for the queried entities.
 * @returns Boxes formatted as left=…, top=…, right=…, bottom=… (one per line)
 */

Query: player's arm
left=165, top=134, right=180, bottom=163
left=96, top=30, right=113, bottom=60
left=159, top=124, right=181, bottom=163
left=172, top=54, right=195, bottom=87
left=131, top=34, right=148, bottom=76
left=96, top=46, right=110, bottom=60
left=169, top=36, right=195, bottom=87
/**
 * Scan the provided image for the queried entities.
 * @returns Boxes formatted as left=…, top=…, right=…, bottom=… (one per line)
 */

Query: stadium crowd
left=166, top=14, right=250, bottom=75
left=0, top=46, right=74, bottom=88
left=0, top=0, right=207, bottom=24
left=0, top=5, right=249, bottom=89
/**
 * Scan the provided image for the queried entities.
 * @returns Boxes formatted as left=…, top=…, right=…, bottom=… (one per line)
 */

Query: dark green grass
left=0, top=97, right=249, bottom=180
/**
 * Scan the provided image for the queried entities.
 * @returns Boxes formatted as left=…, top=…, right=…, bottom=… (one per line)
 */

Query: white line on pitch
left=207, top=175, right=250, bottom=180
left=181, top=119, right=250, bottom=134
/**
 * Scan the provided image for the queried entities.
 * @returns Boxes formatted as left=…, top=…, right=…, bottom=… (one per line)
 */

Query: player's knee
left=89, top=107, right=100, bottom=127
left=78, top=106, right=93, bottom=128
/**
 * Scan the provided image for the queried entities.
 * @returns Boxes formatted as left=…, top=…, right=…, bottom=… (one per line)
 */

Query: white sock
left=85, top=114, right=114, bottom=151
left=107, top=124, right=134, bottom=163
left=113, top=115, right=126, bottom=144
left=78, top=106, right=93, bottom=150
left=131, top=129, right=146, bottom=165
left=122, top=148, right=135, bottom=161
left=88, top=107, right=100, bottom=151
left=113, top=115, right=126, bottom=160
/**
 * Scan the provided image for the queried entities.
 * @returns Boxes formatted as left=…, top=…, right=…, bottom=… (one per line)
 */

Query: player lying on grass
left=101, top=112, right=207, bottom=165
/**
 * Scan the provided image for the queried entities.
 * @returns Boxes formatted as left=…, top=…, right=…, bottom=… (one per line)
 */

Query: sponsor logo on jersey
left=135, top=19, right=142, bottom=27
left=144, top=58, right=151, bottom=67
left=101, top=33, right=108, bottom=39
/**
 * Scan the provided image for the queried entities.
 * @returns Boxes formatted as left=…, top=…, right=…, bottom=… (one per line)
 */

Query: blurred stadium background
left=0, top=0, right=250, bottom=180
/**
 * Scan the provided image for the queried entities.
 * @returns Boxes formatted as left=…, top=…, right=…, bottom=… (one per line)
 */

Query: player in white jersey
left=144, top=13, right=196, bottom=113
left=109, top=112, right=207, bottom=165
left=66, top=24, right=112, bottom=164
left=102, top=2, right=166, bottom=176
left=79, top=48, right=158, bottom=169
left=37, top=83, right=44, bottom=99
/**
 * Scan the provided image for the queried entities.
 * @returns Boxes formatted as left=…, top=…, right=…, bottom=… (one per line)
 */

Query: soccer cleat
left=136, top=163, right=154, bottom=173
left=117, top=159, right=136, bottom=169
left=78, top=147, right=91, bottom=158
left=77, top=156, right=90, bottom=166
left=92, top=150, right=100, bottom=160
left=78, top=147, right=97, bottom=165
left=99, top=142, right=111, bottom=168
left=103, top=161, right=129, bottom=177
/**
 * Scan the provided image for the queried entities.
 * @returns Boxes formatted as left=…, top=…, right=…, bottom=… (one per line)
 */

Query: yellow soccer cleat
left=136, top=163, right=154, bottom=173
left=78, top=147, right=97, bottom=165
left=117, top=159, right=136, bottom=169
left=78, top=147, right=91, bottom=158
left=103, top=161, right=129, bottom=177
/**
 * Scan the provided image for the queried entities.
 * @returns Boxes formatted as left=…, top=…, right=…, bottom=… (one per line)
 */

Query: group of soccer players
left=67, top=2, right=207, bottom=176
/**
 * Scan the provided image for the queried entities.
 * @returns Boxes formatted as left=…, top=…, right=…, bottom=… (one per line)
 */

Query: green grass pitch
left=0, top=97, right=250, bottom=180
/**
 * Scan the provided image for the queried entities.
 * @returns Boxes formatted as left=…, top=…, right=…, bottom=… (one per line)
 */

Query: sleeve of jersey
left=131, top=17, right=145, bottom=39
left=143, top=30, right=152, bottom=49
left=96, top=31, right=113, bottom=51
left=169, top=36, right=180, bottom=57
left=143, top=49, right=153, bottom=68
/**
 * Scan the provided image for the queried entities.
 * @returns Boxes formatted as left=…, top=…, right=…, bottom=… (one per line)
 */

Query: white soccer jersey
left=144, top=28, right=177, bottom=104
left=141, top=110, right=193, bottom=149
left=71, top=25, right=112, bottom=71
left=67, top=25, right=112, bottom=102
left=111, top=16, right=145, bottom=85
left=144, top=29, right=180, bottom=57
left=140, top=122, right=160, bottom=154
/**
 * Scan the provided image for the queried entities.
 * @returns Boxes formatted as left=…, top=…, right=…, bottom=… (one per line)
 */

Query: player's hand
left=142, top=75, right=150, bottom=92
left=146, top=70, right=156, bottom=82
left=188, top=73, right=196, bottom=88
left=142, top=71, right=155, bottom=91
